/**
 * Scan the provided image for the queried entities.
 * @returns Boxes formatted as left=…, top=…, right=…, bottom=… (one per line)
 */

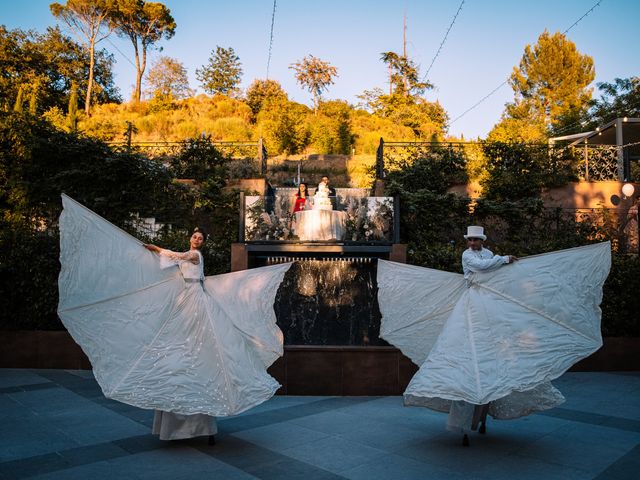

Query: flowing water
left=272, top=258, right=387, bottom=346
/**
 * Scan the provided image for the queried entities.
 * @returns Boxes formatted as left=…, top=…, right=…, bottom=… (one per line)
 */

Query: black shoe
left=208, top=435, right=216, bottom=446
left=462, top=434, right=469, bottom=447
left=479, top=423, right=486, bottom=434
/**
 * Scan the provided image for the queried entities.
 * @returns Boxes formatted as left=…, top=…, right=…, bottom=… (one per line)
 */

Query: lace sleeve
left=158, top=249, right=200, bottom=264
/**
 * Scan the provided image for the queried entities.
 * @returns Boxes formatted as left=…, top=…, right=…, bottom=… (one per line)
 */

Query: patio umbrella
left=58, top=194, right=290, bottom=416
left=377, top=242, right=611, bottom=409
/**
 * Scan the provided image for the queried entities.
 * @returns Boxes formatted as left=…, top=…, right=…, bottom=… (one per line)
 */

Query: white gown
left=57, top=194, right=291, bottom=437
left=377, top=243, right=611, bottom=424
left=151, top=250, right=217, bottom=440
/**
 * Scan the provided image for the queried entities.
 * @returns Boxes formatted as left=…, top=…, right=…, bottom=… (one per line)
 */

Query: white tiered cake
left=313, top=182, right=333, bottom=211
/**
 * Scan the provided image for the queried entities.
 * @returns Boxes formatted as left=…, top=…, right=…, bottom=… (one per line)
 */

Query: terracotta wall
left=2, top=332, right=638, bottom=395
left=448, top=181, right=639, bottom=211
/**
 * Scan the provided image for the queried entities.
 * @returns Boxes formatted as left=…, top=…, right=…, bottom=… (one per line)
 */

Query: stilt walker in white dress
left=377, top=226, right=611, bottom=447
left=144, top=229, right=218, bottom=442
left=448, top=226, right=517, bottom=445
left=57, top=195, right=291, bottom=442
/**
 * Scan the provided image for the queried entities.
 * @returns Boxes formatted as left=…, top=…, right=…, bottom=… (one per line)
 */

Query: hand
left=508, top=255, right=519, bottom=263
left=144, top=244, right=160, bottom=253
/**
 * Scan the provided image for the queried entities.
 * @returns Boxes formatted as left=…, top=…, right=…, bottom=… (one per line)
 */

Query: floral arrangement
left=344, top=197, right=393, bottom=242
left=245, top=197, right=295, bottom=241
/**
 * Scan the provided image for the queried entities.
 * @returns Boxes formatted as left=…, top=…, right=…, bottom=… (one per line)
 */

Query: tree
left=0, top=26, right=119, bottom=116
left=380, top=51, right=431, bottom=98
left=67, top=81, right=79, bottom=130
left=258, top=98, right=310, bottom=155
left=584, top=77, right=640, bottom=128
left=310, top=100, right=353, bottom=154
left=40, top=26, right=120, bottom=106
left=196, top=46, right=243, bottom=96
left=356, top=50, right=442, bottom=138
left=289, top=55, right=338, bottom=114
left=245, top=78, right=287, bottom=116
left=111, top=0, right=176, bottom=102
left=50, top=0, right=116, bottom=115
left=145, top=55, right=192, bottom=101
left=489, top=30, right=595, bottom=141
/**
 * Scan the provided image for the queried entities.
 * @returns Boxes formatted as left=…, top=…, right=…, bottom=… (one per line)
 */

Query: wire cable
left=105, top=37, right=136, bottom=68
left=266, top=0, right=277, bottom=79
left=563, top=0, right=602, bottom=34
left=450, top=0, right=603, bottom=125
left=423, top=0, right=465, bottom=82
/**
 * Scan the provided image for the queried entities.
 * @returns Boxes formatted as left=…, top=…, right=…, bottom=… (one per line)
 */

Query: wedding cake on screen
left=313, top=182, right=333, bottom=210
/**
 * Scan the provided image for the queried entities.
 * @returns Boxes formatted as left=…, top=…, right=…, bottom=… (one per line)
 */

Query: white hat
left=464, top=225, right=486, bottom=241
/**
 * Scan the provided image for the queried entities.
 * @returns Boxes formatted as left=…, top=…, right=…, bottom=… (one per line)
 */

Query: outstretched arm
left=144, top=245, right=200, bottom=264
left=462, top=251, right=514, bottom=273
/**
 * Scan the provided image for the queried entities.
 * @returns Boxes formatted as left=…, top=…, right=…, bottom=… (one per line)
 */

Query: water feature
left=271, top=257, right=387, bottom=346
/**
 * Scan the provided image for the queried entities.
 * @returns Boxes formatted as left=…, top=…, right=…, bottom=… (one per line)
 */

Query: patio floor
left=1, top=370, right=638, bottom=479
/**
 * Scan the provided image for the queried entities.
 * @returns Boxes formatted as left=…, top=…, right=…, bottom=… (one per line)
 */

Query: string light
left=450, top=0, right=604, bottom=126
left=266, top=0, right=277, bottom=79
left=563, top=0, right=602, bottom=35
left=423, top=0, right=465, bottom=82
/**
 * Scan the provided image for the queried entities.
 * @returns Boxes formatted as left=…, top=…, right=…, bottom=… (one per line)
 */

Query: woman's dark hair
left=192, top=227, right=208, bottom=242
left=296, top=182, right=308, bottom=197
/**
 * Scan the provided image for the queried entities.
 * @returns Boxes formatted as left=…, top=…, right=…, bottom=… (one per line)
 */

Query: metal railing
left=106, top=139, right=269, bottom=174
left=374, top=138, right=627, bottom=182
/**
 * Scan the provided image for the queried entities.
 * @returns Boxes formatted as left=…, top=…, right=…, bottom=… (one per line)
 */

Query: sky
left=1, top=0, right=638, bottom=140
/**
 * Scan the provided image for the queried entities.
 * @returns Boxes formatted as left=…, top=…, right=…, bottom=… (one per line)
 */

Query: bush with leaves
left=0, top=112, right=177, bottom=330
left=480, top=142, right=578, bottom=201
left=601, top=254, right=640, bottom=337
left=385, top=144, right=467, bottom=195
left=170, top=135, right=228, bottom=186
left=309, top=101, right=354, bottom=154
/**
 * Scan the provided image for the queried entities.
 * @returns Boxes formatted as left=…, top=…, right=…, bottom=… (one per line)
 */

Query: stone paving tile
left=0, top=416, right=81, bottom=463
left=332, top=397, right=447, bottom=434
left=2, top=370, right=640, bottom=480
left=336, top=417, right=443, bottom=453
left=48, top=408, right=149, bottom=445
left=0, top=452, right=72, bottom=480
left=64, top=370, right=95, bottom=380
left=0, top=370, right=52, bottom=389
left=194, top=434, right=346, bottom=479
left=540, top=407, right=640, bottom=433
left=232, top=421, right=332, bottom=453
left=241, top=457, right=345, bottom=480
left=514, top=423, right=638, bottom=476
left=112, top=434, right=167, bottom=455
left=394, top=431, right=515, bottom=476
left=593, top=444, right=640, bottom=480
left=280, top=435, right=388, bottom=475
left=6, top=387, right=94, bottom=414
left=114, top=446, right=259, bottom=480
left=219, top=397, right=376, bottom=435
left=235, top=395, right=330, bottom=415
left=472, top=452, right=589, bottom=480
left=341, top=452, right=476, bottom=480
left=0, top=394, right=23, bottom=420
left=287, top=410, right=372, bottom=436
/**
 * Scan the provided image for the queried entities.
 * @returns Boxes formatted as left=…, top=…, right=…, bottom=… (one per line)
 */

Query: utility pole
left=403, top=12, right=408, bottom=95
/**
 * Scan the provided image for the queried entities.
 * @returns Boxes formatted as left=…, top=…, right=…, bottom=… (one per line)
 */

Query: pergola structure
left=550, top=117, right=640, bottom=180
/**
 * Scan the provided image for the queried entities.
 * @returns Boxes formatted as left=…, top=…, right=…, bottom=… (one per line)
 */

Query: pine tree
left=196, top=46, right=243, bottom=96
left=489, top=30, right=595, bottom=141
